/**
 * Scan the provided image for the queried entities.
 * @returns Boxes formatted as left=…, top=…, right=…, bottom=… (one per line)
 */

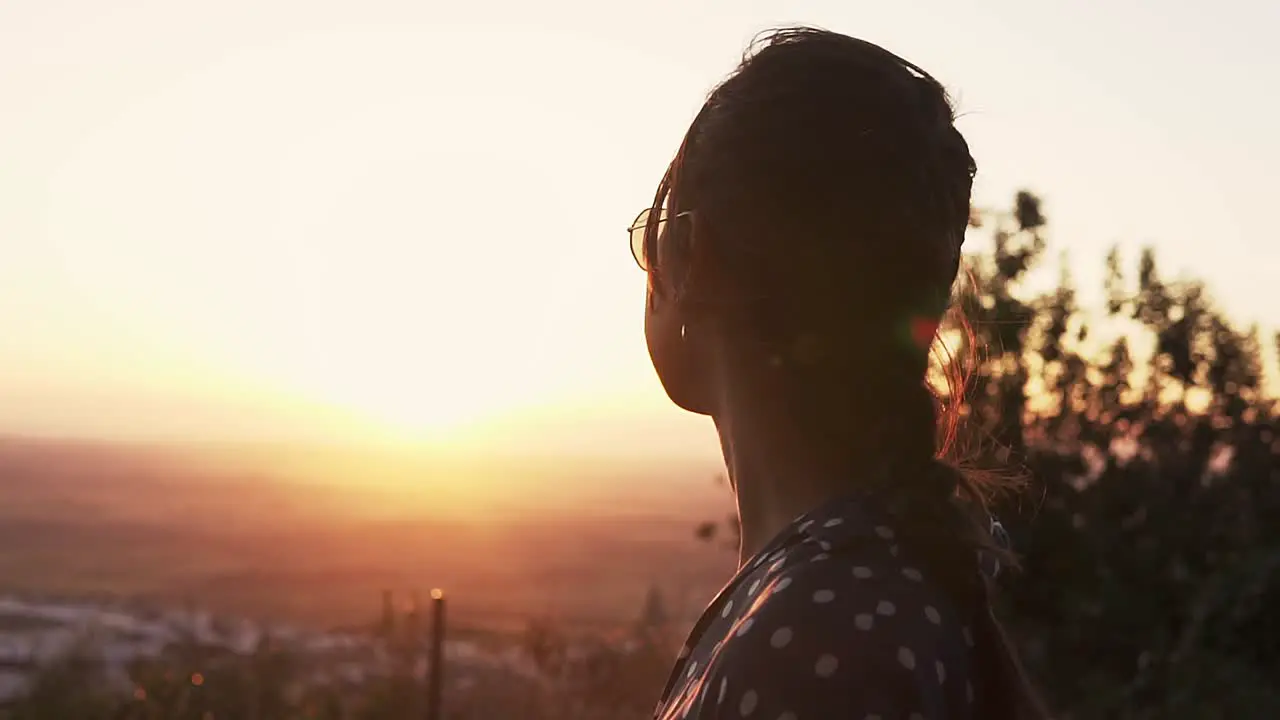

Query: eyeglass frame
left=627, top=207, right=693, bottom=272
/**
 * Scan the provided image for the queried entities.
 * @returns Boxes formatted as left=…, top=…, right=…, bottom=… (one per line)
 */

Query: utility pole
left=425, top=588, right=446, bottom=720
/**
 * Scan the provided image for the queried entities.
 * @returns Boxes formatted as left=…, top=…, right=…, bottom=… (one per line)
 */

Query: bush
left=959, top=192, right=1279, bottom=718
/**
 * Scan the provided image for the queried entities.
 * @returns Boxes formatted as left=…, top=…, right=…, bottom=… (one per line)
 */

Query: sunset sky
left=2, top=0, right=1277, bottom=460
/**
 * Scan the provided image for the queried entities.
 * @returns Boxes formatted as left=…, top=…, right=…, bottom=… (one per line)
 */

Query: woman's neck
left=731, top=465, right=836, bottom=567
left=717, top=414, right=870, bottom=567
left=710, top=360, right=928, bottom=567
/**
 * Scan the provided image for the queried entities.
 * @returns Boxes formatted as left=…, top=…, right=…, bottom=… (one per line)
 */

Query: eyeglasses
left=628, top=207, right=692, bottom=271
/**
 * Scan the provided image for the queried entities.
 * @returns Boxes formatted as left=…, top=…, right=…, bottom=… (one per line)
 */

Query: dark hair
left=644, top=27, right=1047, bottom=719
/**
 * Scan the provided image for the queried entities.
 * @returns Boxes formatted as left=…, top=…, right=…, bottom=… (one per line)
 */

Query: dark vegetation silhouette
left=968, top=193, right=1280, bottom=718
left=4, top=192, right=1277, bottom=718
left=0, top=587, right=675, bottom=720
left=695, top=191, right=1280, bottom=718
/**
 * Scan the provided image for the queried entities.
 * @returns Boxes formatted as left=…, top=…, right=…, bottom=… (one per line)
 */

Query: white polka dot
left=852, top=566, right=873, bottom=579
left=774, top=577, right=793, bottom=592
left=925, top=605, right=941, bottom=624
left=687, top=661, right=698, bottom=677
left=739, top=690, right=758, bottom=716
left=854, top=614, right=874, bottom=630
left=814, top=654, right=839, bottom=678
left=735, top=617, right=755, bottom=636
left=902, top=567, right=923, bottom=581
left=721, top=600, right=735, bottom=618
left=898, top=647, right=915, bottom=669
left=936, top=660, right=947, bottom=684
left=770, top=627, right=793, bottom=648
left=962, top=626, right=974, bottom=647
left=876, top=600, right=896, bottom=616
left=812, top=589, right=836, bottom=604
left=823, top=517, right=844, bottom=528
left=875, top=525, right=895, bottom=539
left=818, top=540, right=832, bottom=551
left=768, top=559, right=785, bottom=572
left=798, top=520, right=815, bottom=533
left=748, top=579, right=762, bottom=596
left=889, top=544, right=900, bottom=557
left=718, top=678, right=727, bottom=704
left=811, top=552, right=830, bottom=562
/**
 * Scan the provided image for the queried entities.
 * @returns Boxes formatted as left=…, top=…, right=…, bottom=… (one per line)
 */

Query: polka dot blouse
left=653, top=491, right=985, bottom=720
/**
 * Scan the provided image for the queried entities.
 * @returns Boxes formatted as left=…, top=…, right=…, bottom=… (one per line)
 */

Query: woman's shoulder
left=689, top=532, right=976, bottom=719
left=731, top=533, right=974, bottom=661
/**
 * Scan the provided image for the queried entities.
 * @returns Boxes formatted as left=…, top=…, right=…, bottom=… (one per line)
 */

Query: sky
left=2, top=0, right=1277, bottom=461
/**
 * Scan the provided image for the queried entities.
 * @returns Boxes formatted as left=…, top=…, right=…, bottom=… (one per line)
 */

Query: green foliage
left=959, top=192, right=1280, bottom=718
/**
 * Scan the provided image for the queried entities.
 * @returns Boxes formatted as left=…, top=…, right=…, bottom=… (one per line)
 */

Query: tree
left=959, top=193, right=1280, bottom=717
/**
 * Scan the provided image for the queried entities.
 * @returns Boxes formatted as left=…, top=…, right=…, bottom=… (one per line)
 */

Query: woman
left=630, top=27, right=1047, bottom=720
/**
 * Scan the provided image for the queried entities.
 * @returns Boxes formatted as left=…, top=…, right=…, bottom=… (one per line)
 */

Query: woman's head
left=635, top=28, right=1047, bottom=718
left=638, top=27, right=975, bottom=472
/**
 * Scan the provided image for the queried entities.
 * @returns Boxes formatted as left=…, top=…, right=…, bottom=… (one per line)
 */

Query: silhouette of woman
left=632, top=27, right=1047, bottom=720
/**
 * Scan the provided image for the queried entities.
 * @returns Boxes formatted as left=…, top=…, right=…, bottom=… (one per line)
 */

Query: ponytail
left=856, top=316, right=1048, bottom=719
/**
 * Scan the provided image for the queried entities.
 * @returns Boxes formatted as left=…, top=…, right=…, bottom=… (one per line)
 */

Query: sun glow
left=297, top=360, right=528, bottom=442
left=4, top=4, right=1273, bottom=449
left=238, top=298, right=576, bottom=445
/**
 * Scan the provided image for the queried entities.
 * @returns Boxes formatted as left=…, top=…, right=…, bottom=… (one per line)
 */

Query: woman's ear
left=640, top=226, right=721, bottom=415
left=644, top=273, right=716, bottom=416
